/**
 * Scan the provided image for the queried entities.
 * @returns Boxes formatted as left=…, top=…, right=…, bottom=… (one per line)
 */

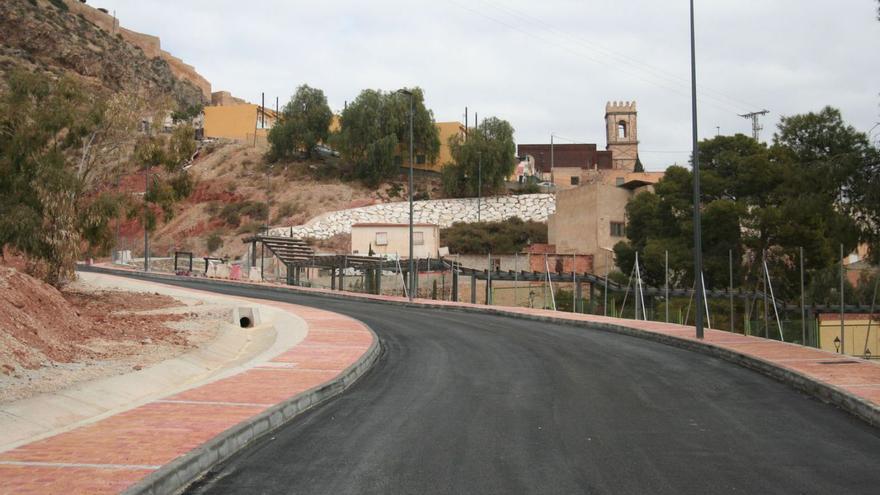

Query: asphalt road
left=124, top=276, right=880, bottom=494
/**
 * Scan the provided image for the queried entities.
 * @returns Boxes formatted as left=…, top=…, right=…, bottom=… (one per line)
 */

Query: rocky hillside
left=0, top=0, right=206, bottom=109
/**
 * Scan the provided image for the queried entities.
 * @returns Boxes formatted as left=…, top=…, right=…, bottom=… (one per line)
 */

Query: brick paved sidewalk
left=0, top=291, right=374, bottom=495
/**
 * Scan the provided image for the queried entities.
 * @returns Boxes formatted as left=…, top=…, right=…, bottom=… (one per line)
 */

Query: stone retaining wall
left=270, top=194, right=556, bottom=240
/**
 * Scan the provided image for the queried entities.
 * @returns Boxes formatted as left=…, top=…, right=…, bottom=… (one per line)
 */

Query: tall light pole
left=477, top=151, right=482, bottom=222
left=690, top=0, right=705, bottom=339
left=144, top=170, right=149, bottom=272
left=397, top=89, right=415, bottom=301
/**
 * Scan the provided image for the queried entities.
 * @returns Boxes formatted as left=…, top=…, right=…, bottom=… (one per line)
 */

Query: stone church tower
left=605, top=101, right=639, bottom=171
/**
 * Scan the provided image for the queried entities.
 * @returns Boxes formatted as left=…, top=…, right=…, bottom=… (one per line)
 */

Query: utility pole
left=689, top=0, right=705, bottom=339
left=739, top=110, right=770, bottom=142
left=550, top=134, right=555, bottom=187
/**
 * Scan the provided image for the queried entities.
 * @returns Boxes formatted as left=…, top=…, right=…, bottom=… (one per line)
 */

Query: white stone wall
left=270, top=194, right=556, bottom=240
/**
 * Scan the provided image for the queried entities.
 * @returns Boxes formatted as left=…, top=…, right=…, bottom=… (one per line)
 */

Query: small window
left=617, top=121, right=627, bottom=139
left=615, top=177, right=625, bottom=186
left=413, top=232, right=424, bottom=245
left=416, top=154, right=426, bottom=165
left=394, top=155, right=403, bottom=166
left=570, top=176, right=580, bottom=186
left=492, top=258, right=501, bottom=270
left=610, top=222, right=626, bottom=237
left=375, top=232, right=388, bottom=246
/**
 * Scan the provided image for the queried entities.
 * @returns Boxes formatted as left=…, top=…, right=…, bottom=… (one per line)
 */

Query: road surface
left=124, top=276, right=879, bottom=494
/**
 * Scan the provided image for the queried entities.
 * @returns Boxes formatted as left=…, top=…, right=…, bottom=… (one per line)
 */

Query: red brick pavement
left=0, top=288, right=374, bottom=495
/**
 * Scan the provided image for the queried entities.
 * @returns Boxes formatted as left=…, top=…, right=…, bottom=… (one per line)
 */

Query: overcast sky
left=96, top=0, right=879, bottom=170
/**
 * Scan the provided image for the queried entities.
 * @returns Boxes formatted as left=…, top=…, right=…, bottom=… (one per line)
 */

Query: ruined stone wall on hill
left=64, top=0, right=211, bottom=100
left=0, top=0, right=207, bottom=109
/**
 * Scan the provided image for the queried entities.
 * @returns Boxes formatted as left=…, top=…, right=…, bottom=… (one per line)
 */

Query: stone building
left=547, top=173, right=663, bottom=275
left=605, top=101, right=639, bottom=171
left=517, top=101, right=642, bottom=190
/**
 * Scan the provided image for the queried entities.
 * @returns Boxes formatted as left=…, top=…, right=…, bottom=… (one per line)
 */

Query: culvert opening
left=239, top=316, right=253, bottom=328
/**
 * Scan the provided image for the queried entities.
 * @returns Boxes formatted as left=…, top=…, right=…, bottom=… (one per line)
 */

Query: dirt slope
left=0, top=266, right=185, bottom=374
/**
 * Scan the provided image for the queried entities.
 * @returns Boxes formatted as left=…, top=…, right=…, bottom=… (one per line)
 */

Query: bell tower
left=605, top=101, right=639, bottom=171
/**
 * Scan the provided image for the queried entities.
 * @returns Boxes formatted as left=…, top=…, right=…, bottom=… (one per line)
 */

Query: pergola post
left=471, top=274, right=477, bottom=304
left=485, top=270, right=492, bottom=305
left=339, top=259, right=345, bottom=292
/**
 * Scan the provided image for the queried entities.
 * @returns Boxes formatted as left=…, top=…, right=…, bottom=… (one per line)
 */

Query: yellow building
left=203, top=104, right=277, bottom=143
left=818, top=314, right=880, bottom=357
left=398, top=121, right=465, bottom=173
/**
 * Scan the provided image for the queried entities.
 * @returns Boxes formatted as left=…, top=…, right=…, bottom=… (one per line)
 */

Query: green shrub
left=206, top=233, right=223, bottom=252
left=272, top=201, right=298, bottom=223
left=205, top=201, right=222, bottom=216
left=48, top=0, right=68, bottom=11
left=219, top=201, right=268, bottom=227
left=441, top=217, right=547, bottom=254
left=236, top=221, right=263, bottom=235
left=514, top=181, right=541, bottom=195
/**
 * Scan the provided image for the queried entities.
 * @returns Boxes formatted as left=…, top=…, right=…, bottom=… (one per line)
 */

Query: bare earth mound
left=0, top=267, right=221, bottom=402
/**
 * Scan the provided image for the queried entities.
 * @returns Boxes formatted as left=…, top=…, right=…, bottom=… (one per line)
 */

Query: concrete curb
left=80, top=266, right=880, bottom=431
left=98, top=276, right=382, bottom=495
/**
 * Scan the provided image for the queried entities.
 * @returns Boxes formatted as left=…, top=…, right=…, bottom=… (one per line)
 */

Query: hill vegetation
left=441, top=217, right=547, bottom=255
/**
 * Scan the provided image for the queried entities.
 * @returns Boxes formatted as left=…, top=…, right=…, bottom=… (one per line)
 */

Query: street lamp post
left=144, top=171, right=149, bottom=272
left=397, top=89, right=415, bottom=301
left=689, top=0, right=705, bottom=339
left=477, top=151, right=482, bottom=223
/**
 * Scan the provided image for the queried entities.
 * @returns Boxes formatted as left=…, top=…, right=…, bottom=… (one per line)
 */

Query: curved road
left=131, top=277, right=879, bottom=494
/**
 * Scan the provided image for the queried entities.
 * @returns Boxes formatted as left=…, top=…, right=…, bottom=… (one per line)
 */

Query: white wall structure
left=270, top=194, right=556, bottom=240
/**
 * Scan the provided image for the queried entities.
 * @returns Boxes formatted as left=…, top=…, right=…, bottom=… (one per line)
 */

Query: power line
left=446, top=0, right=756, bottom=115
left=479, top=0, right=763, bottom=112
left=444, top=0, right=720, bottom=110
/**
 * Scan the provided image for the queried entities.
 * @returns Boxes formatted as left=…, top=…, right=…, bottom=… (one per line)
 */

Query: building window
left=610, top=222, right=626, bottom=237
left=394, top=155, right=403, bottom=166
left=618, top=121, right=627, bottom=139
left=413, top=232, right=424, bottom=245
left=615, top=176, right=625, bottom=186
left=570, top=176, right=580, bottom=186
left=416, top=154, right=426, bottom=165
left=375, top=232, right=388, bottom=246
